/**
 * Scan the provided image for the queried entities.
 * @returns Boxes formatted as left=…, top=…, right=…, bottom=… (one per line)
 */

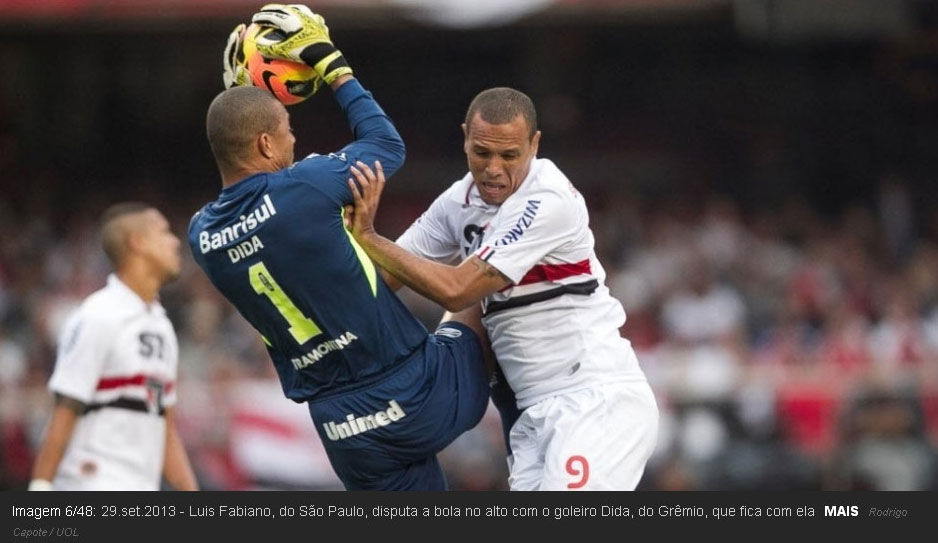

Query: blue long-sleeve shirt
left=189, top=80, right=427, bottom=402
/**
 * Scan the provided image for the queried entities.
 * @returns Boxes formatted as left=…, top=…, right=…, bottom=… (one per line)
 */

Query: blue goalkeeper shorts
left=306, top=321, right=490, bottom=490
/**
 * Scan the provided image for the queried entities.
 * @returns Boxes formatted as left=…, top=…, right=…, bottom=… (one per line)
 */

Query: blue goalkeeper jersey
left=188, top=80, right=428, bottom=403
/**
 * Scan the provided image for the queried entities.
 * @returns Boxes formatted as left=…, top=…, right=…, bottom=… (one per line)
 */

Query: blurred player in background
left=190, top=5, right=490, bottom=490
left=347, top=87, right=659, bottom=490
left=29, top=203, right=198, bottom=491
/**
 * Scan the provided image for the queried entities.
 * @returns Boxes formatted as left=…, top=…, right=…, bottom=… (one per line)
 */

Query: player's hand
left=347, top=161, right=386, bottom=241
left=223, top=23, right=252, bottom=88
left=251, top=4, right=353, bottom=85
left=342, top=204, right=354, bottom=231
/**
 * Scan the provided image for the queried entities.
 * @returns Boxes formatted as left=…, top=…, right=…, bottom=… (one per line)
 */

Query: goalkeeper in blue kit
left=189, top=4, right=490, bottom=490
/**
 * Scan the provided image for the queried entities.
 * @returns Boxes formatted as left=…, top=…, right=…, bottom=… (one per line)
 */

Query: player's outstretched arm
left=349, top=161, right=510, bottom=311
left=29, top=394, right=83, bottom=490
left=255, top=5, right=405, bottom=177
left=162, top=407, right=199, bottom=491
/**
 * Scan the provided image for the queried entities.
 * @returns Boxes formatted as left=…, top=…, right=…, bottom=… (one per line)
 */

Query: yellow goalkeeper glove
left=222, top=23, right=252, bottom=89
left=251, top=4, right=353, bottom=85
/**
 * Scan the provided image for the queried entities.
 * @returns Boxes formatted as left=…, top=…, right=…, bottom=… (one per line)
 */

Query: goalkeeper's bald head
left=206, top=86, right=285, bottom=174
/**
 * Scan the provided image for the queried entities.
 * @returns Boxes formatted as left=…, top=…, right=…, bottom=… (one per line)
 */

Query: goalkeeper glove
left=251, top=4, right=353, bottom=85
left=222, top=23, right=252, bottom=88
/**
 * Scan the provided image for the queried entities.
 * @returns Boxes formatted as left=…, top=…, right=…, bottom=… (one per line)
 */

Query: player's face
left=139, top=210, right=182, bottom=282
left=270, top=107, right=295, bottom=169
left=463, top=113, right=540, bottom=205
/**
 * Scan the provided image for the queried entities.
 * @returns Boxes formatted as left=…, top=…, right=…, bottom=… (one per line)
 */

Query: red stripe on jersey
left=96, top=374, right=173, bottom=392
left=518, top=259, right=592, bottom=286
left=96, top=375, right=147, bottom=390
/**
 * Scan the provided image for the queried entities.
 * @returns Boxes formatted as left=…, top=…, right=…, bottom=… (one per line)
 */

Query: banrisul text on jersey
left=197, top=193, right=277, bottom=254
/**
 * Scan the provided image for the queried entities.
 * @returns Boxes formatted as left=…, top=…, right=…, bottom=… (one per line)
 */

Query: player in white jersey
left=347, top=88, right=658, bottom=490
left=29, top=203, right=198, bottom=491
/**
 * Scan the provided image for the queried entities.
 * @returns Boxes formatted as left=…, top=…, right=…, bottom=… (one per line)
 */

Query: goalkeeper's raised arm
left=251, top=3, right=405, bottom=179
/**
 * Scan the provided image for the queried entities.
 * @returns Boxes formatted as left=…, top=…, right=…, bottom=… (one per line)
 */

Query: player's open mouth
left=481, top=181, right=506, bottom=196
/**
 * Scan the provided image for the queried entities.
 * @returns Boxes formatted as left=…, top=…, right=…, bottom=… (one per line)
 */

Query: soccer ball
left=240, top=23, right=320, bottom=106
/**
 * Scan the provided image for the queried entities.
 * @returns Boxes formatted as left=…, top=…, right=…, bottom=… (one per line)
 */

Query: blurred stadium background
left=2, top=0, right=938, bottom=490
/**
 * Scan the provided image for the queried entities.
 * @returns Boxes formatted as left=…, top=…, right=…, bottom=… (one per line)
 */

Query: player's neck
left=221, top=169, right=252, bottom=189
left=116, top=267, right=161, bottom=305
left=221, top=161, right=276, bottom=189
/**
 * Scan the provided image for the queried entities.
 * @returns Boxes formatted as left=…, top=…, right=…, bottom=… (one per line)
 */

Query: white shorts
left=507, top=380, right=658, bottom=491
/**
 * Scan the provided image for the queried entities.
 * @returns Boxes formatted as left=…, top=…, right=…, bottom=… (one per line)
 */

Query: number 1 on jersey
left=249, top=262, right=322, bottom=344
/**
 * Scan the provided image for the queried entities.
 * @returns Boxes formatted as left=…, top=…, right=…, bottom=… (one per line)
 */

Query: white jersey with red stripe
left=397, top=158, right=649, bottom=409
left=48, top=274, right=178, bottom=490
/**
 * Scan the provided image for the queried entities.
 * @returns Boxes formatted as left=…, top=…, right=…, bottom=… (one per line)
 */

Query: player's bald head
left=206, top=86, right=285, bottom=169
left=465, top=87, right=538, bottom=140
left=100, top=202, right=156, bottom=267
